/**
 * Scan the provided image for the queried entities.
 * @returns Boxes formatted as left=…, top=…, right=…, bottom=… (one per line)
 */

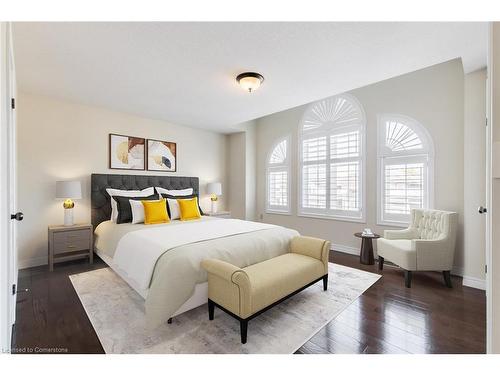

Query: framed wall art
left=147, top=139, right=177, bottom=172
left=109, top=133, right=145, bottom=170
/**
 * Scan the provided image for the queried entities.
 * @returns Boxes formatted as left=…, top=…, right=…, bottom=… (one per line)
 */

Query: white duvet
left=113, top=218, right=282, bottom=291
left=96, top=217, right=299, bottom=327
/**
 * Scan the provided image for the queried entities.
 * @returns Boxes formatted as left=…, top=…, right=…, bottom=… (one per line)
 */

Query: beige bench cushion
left=242, top=253, right=325, bottom=315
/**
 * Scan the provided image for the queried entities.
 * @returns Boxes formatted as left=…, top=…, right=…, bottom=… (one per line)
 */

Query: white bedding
left=94, top=217, right=299, bottom=327
left=113, top=218, right=281, bottom=290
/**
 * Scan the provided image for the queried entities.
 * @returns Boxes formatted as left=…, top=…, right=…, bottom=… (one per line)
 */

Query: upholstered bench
left=201, top=236, right=330, bottom=344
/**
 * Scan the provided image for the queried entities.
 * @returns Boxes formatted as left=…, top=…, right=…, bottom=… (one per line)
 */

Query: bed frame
left=90, top=173, right=207, bottom=320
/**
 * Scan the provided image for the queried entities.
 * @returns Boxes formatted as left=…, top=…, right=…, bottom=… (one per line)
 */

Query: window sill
left=265, top=210, right=292, bottom=216
left=297, top=212, right=366, bottom=224
left=377, top=219, right=409, bottom=228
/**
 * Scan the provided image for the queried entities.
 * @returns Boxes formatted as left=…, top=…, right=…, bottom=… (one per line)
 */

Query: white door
left=0, top=22, right=18, bottom=353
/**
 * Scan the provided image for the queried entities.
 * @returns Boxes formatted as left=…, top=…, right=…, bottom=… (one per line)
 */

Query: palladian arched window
left=377, top=114, right=434, bottom=225
left=266, top=137, right=290, bottom=213
left=299, top=94, right=366, bottom=221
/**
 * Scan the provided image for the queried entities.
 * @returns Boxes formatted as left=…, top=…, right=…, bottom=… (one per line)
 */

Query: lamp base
left=64, top=208, right=74, bottom=226
left=211, top=200, right=218, bottom=214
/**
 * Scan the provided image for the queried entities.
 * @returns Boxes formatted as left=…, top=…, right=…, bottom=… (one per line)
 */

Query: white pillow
left=167, top=198, right=181, bottom=220
left=155, top=187, right=193, bottom=196
left=129, top=199, right=157, bottom=224
left=106, top=187, right=155, bottom=222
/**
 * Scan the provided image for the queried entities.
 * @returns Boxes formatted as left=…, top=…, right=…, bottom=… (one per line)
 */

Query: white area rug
left=69, top=263, right=380, bottom=354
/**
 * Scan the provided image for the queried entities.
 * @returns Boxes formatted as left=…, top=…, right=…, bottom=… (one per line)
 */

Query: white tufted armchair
left=377, top=209, right=458, bottom=288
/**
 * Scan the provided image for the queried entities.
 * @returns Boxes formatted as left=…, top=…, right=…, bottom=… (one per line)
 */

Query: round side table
left=354, top=232, right=381, bottom=265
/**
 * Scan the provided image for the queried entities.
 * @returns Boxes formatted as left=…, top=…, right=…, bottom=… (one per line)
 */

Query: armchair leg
left=443, top=271, right=452, bottom=288
left=322, top=274, right=328, bottom=291
left=404, top=270, right=412, bottom=288
left=378, top=256, right=384, bottom=271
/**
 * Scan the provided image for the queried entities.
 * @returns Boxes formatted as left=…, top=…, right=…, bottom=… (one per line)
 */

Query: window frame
left=298, top=94, right=366, bottom=223
left=266, top=136, right=291, bottom=215
left=377, top=114, right=435, bottom=227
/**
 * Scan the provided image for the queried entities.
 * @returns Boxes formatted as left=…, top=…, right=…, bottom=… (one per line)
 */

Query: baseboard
left=18, top=256, right=47, bottom=269
left=330, top=243, right=485, bottom=291
left=330, top=243, right=359, bottom=256
left=451, top=266, right=463, bottom=277
left=462, top=275, right=486, bottom=290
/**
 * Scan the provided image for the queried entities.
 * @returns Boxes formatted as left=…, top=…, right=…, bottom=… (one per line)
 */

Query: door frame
left=0, top=21, right=16, bottom=354
left=486, top=22, right=493, bottom=354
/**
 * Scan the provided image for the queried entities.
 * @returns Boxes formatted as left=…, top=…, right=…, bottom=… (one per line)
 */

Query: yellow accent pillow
left=142, top=198, right=170, bottom=224
left=178, top=197, right=202, bottom=221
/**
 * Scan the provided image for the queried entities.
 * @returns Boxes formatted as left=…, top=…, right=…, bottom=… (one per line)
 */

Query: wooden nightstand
left=48, top=224, right=93, bottom=271
left=204, top=211, right=231, bottom=219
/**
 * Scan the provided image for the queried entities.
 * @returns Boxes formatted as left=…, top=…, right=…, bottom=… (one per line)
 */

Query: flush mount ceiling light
left=236, top=72, right=264, bottom=93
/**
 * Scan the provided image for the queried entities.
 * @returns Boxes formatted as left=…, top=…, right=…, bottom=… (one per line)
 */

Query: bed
left=91, top=174, right=299, bottom=328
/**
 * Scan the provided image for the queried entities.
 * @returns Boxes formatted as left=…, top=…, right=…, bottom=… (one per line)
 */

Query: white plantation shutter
left=378, top=115, right=434, bottom=225
left=300, top=94, right=365, bottom=220
left=266, top=138, right=290, bottom=213
left=268, top=170, right=288, bottom=207
left=302, top=163, right=327, bottom=208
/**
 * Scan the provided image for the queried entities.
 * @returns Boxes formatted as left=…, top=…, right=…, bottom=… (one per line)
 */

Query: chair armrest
left=384, top=228, right=418, bottom=240
left=201, top=259, right=241, bottom=282
left=412, top=237, right=455, bottom=270
left=290, top=236, right=330, bottom=274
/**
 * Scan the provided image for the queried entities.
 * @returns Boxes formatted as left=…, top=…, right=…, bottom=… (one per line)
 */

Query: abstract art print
left=109, top=134, right=145, bottom=170
left=147, top=139, right=177, bottom=172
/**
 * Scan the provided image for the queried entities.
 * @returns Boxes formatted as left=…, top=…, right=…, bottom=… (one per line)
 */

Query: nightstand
left=204, top=211, right=231, bottom=219
left=48, top=224, right=93, bottom=271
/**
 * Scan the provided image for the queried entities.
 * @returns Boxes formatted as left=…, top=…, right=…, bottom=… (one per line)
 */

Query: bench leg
left=240, top=320, right=248, bottom=344
left=322, top=274, right=328, bottom=291
left=208, top=299, right=215, bottom=320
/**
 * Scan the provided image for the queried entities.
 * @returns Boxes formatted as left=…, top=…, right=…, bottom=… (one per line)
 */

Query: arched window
left=299, top=94, right=365, bottom=221
left=266, top=137, right=290, bottom=213
left=377, top=114, right=434, bottom=225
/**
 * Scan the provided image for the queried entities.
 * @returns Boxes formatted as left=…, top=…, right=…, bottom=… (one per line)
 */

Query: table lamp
left=55, top=180, right=82, bottom=226
left=206, top=182, right=222, bottom=214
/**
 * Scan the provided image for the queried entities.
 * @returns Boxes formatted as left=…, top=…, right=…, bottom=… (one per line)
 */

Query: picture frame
left=147, top=139, right=177, bottom=172
left=109, top=133, right=145, bottom=170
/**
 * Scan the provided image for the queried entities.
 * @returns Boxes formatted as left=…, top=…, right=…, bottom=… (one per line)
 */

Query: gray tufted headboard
left=91, top=173, right=199, bottom=228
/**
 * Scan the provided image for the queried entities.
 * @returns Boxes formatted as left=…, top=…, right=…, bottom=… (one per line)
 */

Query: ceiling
left=13, top=22, right=487, bottom=133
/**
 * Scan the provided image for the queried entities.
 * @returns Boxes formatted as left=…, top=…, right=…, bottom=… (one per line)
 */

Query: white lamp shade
left=206, top=182, right=222, bottom=196
left=55, top=180, right=82, bottom=199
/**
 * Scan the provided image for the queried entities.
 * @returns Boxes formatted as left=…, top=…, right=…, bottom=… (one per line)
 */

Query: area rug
left=69, top=263, right=380, bottom=354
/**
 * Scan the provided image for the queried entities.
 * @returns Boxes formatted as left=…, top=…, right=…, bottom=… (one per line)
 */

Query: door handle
left=10, top=212, right=23, bottom=221
left=478, top=206, right=487, bottom=214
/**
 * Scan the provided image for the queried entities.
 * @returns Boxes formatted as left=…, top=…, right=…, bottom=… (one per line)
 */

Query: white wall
left=226, top=120, right=257, bottom=221
left=227, top=132, right=246, bottom=219
left=256, top=59, right=467, bottom=273
left=17, top=92, right=228, bottom=268
left=463, top=69, right=487, bottom=288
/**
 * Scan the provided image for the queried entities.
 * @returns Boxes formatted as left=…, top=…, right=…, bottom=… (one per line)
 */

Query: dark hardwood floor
left=12, top=251, right=486, bottom=354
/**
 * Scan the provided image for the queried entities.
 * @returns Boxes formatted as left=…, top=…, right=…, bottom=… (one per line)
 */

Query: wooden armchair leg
left=322, top=274, right=328, bottom=291
left=378, top=256, right=384, bottom=270
left=404, top=270, right=412, bottom=288
left=443, top=271, right=452, bottom=288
